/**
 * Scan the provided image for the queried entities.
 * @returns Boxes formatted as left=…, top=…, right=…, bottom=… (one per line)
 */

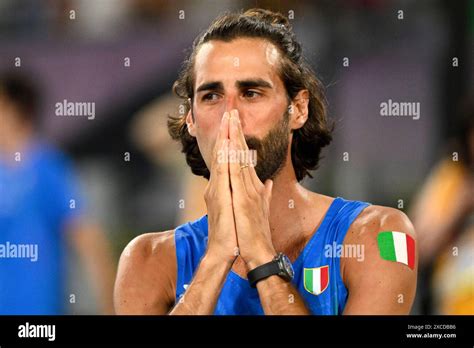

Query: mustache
left=238, top=107, right=290, bottom=150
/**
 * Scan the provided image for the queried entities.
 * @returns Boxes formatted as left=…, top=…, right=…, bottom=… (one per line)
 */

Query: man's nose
left=224, top=94, right=239, bottom=113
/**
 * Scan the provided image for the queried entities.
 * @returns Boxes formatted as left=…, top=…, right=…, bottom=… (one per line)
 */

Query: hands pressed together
left=204, top=110, right=277, bottom=270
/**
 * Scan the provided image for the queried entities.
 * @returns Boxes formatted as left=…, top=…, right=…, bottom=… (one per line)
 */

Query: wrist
left=246, top=247, right=276, bottom=270
left=203, top=250, right=236, bottom=269
left=247, top=252, right=294, bottom=288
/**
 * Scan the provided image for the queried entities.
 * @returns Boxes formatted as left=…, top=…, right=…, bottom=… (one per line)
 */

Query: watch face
left=279, top=254, right=295, bottom=279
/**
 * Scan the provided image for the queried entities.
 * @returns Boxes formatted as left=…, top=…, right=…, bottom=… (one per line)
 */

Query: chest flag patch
left=303, top=265, right=329, bottom=295
left=377, top=231, right=415, bottom=270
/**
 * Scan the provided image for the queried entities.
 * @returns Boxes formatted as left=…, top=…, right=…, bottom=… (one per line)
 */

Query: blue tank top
left=174, top=196, right=370, bottom=315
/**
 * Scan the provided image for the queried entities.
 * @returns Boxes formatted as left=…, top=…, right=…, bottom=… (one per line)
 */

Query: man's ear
left=289, top=89, right=309, bottom=131
left=185, top=109, right=196, bottom=137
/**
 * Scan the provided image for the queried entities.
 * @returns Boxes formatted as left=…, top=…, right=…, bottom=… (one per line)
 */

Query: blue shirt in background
left=0, top=140, right=84, bottom=314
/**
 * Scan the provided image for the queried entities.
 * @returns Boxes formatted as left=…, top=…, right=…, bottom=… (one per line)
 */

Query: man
left=114, top=8, right=417, bottom=315
left=0, top=72, right=116, bottom=314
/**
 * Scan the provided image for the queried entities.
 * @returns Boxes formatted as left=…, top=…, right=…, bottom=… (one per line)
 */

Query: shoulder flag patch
left=377, top=231, right=415, bottom=270
left=303, top=266, right=329, bottom=295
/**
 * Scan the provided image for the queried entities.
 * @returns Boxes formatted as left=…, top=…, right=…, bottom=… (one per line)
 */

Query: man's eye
left=243, top=90, right=261, bottom=99
left=202, top=93, right=220, bottom=101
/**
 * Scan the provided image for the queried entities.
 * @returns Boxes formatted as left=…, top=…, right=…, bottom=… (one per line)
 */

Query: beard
left=244, top=108, right=290, bottom=182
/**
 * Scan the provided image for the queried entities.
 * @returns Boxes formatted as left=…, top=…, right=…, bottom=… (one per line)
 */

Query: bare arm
left=169, top=254, right=233, bottom=315
left=169, top=111, right=239, bottom=314
left=114, top=230, right=235, bottom=315
left=342, top=206, right=418, bottom=314
left=68, top=219, right=116, bottom=314
left=171, top=112, right=240, bottom=314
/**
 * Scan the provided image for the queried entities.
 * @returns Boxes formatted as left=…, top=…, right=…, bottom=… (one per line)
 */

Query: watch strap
left=247, top=259, right=280, bottom=288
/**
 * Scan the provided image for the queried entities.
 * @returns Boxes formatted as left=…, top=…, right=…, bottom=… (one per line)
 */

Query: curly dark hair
left=168, top=8, right=333, bottom=182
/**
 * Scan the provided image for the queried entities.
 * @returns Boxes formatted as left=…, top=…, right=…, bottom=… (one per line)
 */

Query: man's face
left=188, top=37, right=292, bottom=181
left=0, top=95, right=27, bottom=150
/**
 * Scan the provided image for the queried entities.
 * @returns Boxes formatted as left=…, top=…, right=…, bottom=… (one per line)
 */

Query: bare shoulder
left=342, top=205, right=418, bottom=314
left=114, top=230, right=177, bottom=314
left=121, top=230, right=176, bottom=265
left=344, top=205, right=417, bottom=265
left=348, top=205, right=416, bottom=242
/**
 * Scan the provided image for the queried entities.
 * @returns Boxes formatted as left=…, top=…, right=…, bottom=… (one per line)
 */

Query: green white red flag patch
left=303, top=265, right=329, bottom=295
left=377, top=231, right=415, bottom=270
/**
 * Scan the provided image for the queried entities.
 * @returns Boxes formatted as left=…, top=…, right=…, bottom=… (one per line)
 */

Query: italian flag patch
left=303, top=265, right=329, bottom=295
left=377, top=231, right=415, bottom=270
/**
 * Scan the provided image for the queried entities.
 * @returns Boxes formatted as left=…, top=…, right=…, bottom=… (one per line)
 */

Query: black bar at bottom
left=0, top=315, right=471, bottom=346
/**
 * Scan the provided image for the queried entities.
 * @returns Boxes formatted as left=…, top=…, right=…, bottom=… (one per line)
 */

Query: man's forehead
left=194, top=38, right=281, bottom=88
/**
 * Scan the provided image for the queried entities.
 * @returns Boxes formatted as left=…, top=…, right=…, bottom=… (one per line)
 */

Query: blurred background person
left=0, top=72, right=115, bottom=314
left=410, top=98, right=474, bottom=314
left=129, top=93, right=208, bottom=225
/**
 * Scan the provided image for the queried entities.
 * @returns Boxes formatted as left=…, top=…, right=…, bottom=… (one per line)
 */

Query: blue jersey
left=174, top=197, right=370, bottom=315
left=0, top=140, right=84, bottom=314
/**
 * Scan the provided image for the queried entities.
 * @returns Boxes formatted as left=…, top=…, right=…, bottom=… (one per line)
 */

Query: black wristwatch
left=247, top=252, right=294, bottom=288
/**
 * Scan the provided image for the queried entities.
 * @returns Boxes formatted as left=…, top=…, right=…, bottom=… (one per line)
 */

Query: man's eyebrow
left=236, top=78, right=273, bottom=89
left=195, top=78, right=273, bottom=93
left=196, top=81, right=224, bottom=93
